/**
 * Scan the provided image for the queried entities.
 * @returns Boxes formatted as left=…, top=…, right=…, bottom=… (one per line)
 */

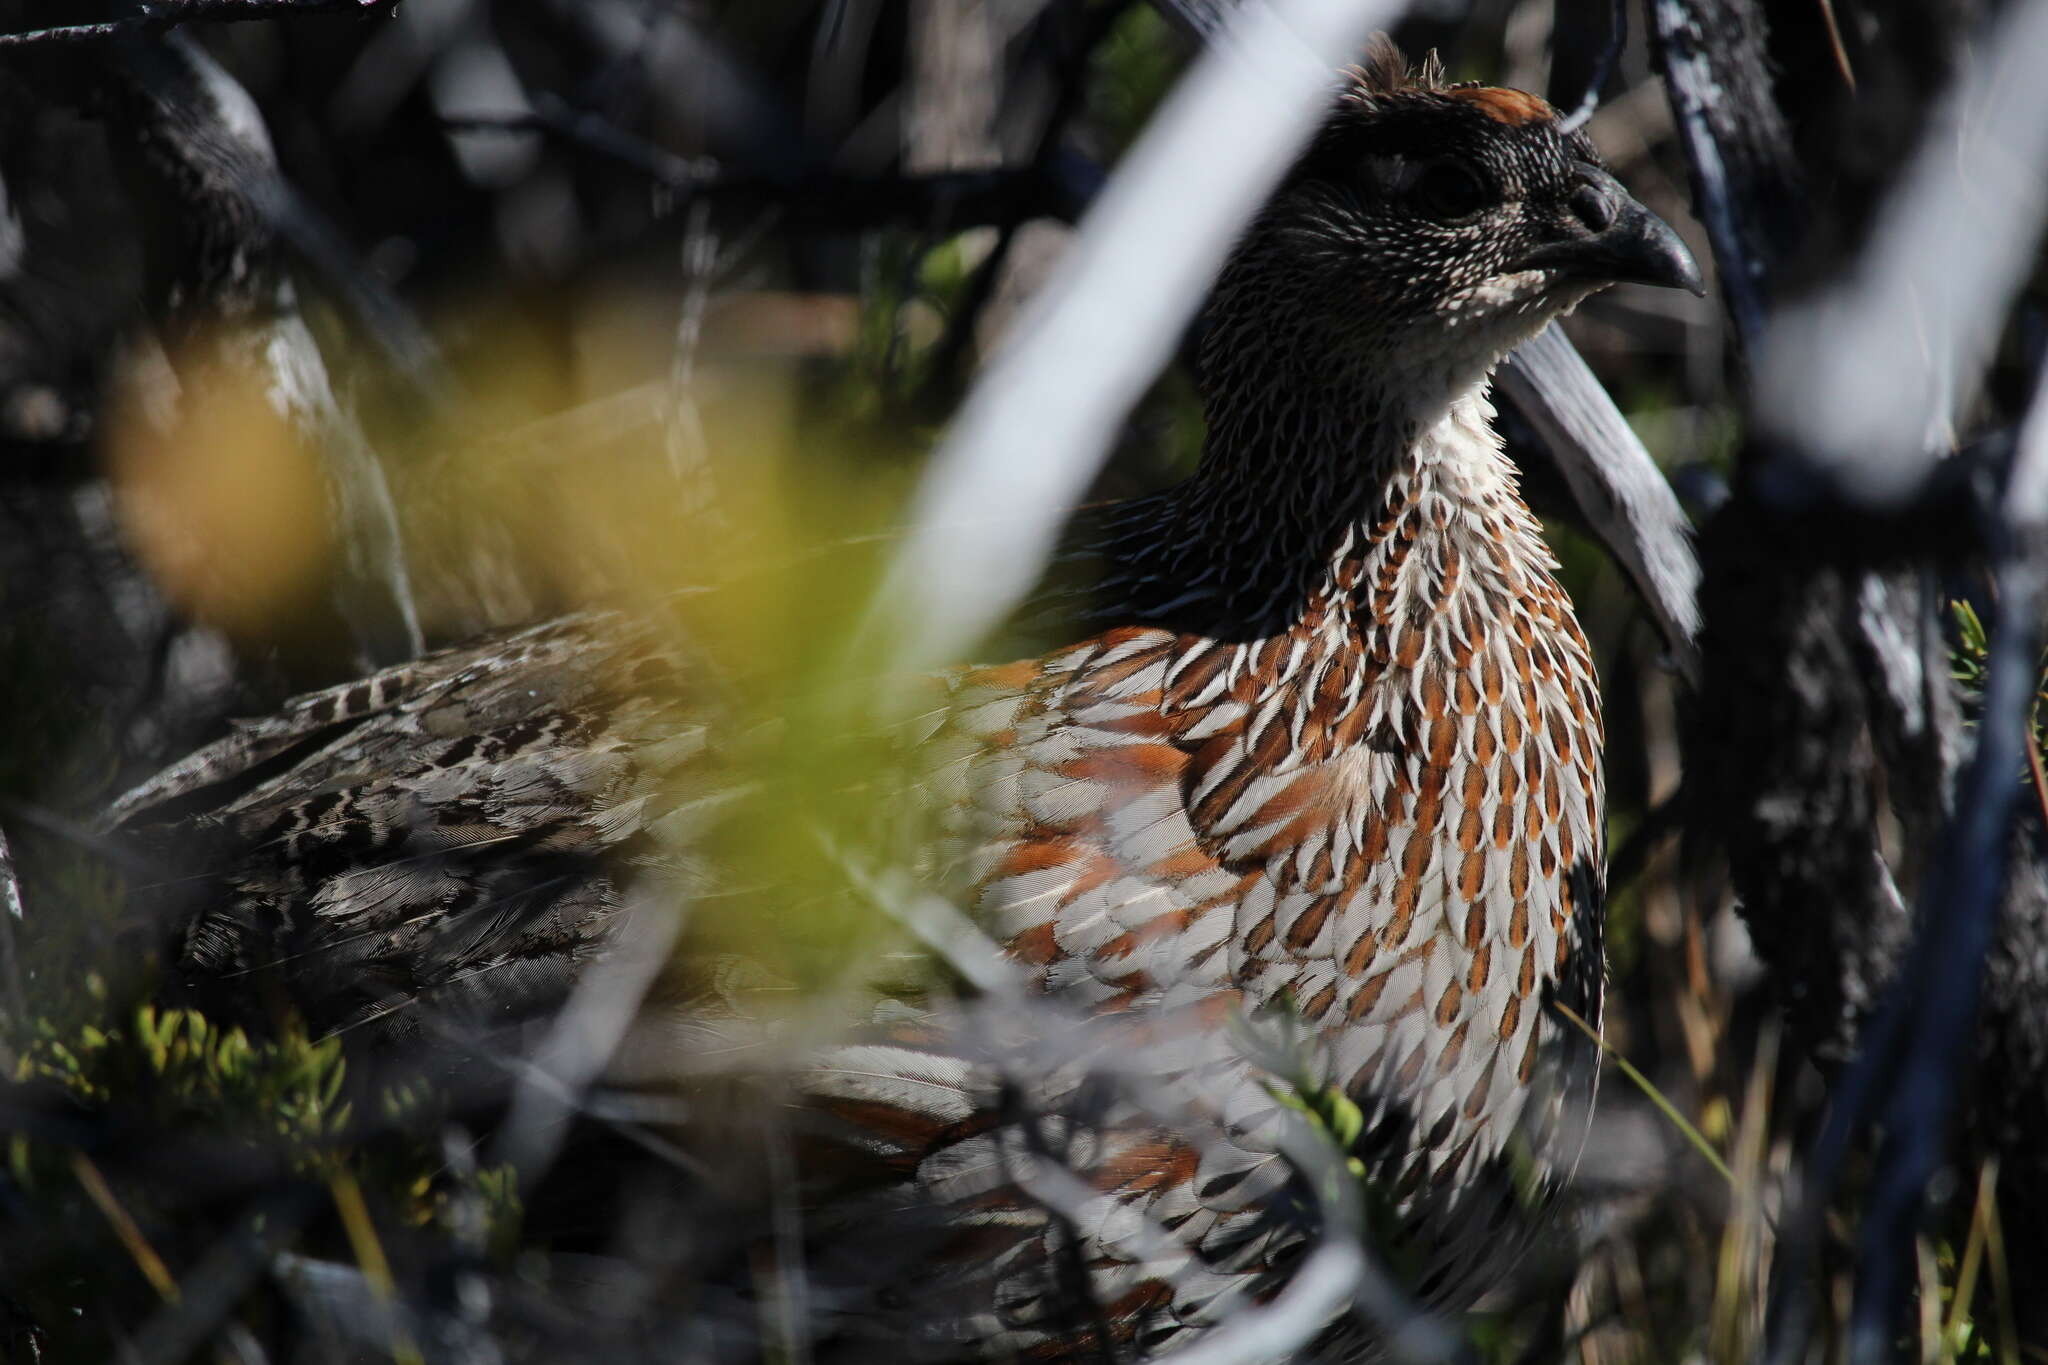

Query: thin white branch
left=0, top=820, right=21, bottom=922
left=865, top=0, right=1405, bottom=672
left=1755, top=0, right=2048, bottom=507
left=2005, top=351, right=2048, bottom=533
left=491, top=883, right=685, bottom=1177
left=830, top=835, right=1022, bottom=997
left=0, top=818, right=23, bottom=1022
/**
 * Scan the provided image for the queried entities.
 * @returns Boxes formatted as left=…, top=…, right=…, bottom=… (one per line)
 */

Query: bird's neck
left=1096, top=341, right=1540, bottom=643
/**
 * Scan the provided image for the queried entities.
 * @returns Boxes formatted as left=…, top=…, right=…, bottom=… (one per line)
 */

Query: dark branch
left=1550, top=0, right=1627, bottom=132
left=443, top=103, right=1096, bottom=234
left=1850, top=525, right=2044, bottom=1351
left=0, top=0, right=386, bottom=49
left=1646, top=0, right=1805, bottom=351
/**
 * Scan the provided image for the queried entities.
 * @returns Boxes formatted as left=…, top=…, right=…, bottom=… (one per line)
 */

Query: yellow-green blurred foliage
left=380, top=289, right=942, bottom=1010
left=106, top=342, right=334, bottom=639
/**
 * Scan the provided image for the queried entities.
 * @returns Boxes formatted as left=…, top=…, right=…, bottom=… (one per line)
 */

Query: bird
left=110, top=44, right=1701, bottom=1362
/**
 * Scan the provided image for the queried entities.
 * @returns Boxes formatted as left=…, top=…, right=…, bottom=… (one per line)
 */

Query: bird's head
left=1202, top=46, right=1702, bottom=422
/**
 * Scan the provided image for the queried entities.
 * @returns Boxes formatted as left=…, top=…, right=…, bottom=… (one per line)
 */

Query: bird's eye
left=1409, top=160, right=1488, bottom=220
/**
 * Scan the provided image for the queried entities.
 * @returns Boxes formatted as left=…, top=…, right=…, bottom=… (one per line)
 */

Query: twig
left=829, top=838, right=1020, bottom=997
left=1556, top=0, right=1628, bottom=133
left=72, top=1153, right=180, bottom=1304
left=917, top=218, right=1022, bottom=409
left=0, top=18, right=130, bottom=44
left=0, top=0, right=385, bottom=48
left=1711, top=1024, right=1778, bottom=1355
left=1110, top=1052, right=1468, bottom=1360
left=664, top=199, right=719, bottom=500
left=1006, top=1084, right=1123, bottom=1359
left=248, top=175, right=447, bottom=404
left=1815, top=0, right=1856, bottom=91
left=422, top=1015, right=717, bottom=1180
left=0, top=819, right=24, bottom=1023
left=1142, top=0, right=1234, bottom=42
left=1183, top=1243, right=1372, bottom=1365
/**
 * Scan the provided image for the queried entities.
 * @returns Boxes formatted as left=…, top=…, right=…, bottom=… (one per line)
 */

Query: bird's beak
left=1512, top=165, right=1705, bottom=296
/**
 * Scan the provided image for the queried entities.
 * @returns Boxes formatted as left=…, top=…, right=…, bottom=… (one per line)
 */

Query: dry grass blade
left=1919, top=1237, right=1944, bottom=1363
left=1815, top=0, right=1856, bottom=90
left=1946, top=1161, right=1996, bottom=1360
left=327, top=1170, right=423, bottom=1365
left=1710, top=1024, right=1776, bottom=1360
left=1982, top=1161, right=2020, bottom=1365
left=1552, top=1001, right=1734, bottom=1188
left=70, top=1153, right=179, bottom=1304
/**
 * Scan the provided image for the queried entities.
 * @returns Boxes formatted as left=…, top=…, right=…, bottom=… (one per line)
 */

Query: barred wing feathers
left=112, top=615, right=730, bottom=1038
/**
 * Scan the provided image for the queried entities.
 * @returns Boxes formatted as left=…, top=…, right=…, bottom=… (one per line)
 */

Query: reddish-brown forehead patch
left=1446, top=86, right=1554, bottom=126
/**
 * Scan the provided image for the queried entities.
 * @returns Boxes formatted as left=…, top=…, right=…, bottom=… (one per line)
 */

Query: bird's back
left=113, top=613, right=728, bottom=1044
